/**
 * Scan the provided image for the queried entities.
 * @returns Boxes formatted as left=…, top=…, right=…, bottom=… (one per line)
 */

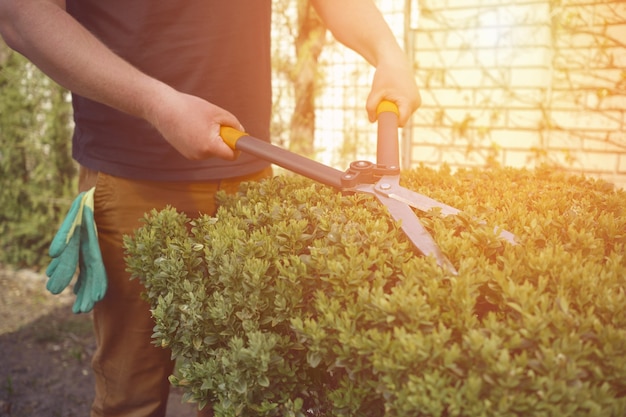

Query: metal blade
left=494, top=228, right=517, bottom=245
left=378, top=194, right=458, bottom=275
left=375, top=178, right=461, bottom=216
left=373, top=177, right=517, bottom=245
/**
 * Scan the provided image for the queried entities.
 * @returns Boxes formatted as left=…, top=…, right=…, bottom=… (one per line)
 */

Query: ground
left=0, top=265, right=197, bottom=417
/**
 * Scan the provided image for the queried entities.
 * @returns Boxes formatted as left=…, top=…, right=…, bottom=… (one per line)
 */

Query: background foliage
left=0, top=44, right=75, bottom=268
left=126, top=166, right=626, bottom=417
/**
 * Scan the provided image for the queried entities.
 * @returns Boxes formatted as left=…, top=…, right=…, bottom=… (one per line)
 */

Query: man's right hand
left=146, top=88, right=243, bottom=161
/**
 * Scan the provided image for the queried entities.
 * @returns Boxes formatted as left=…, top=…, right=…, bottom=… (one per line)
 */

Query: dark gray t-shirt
left=67, top=0, right=272, bottom=181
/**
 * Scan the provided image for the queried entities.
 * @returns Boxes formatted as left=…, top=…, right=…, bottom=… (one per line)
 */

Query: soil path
left=0, top=266, right=196, bottom=417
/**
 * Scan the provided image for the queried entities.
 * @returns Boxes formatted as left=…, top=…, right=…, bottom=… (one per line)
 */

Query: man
left=0, top=0, right=420, bottom=416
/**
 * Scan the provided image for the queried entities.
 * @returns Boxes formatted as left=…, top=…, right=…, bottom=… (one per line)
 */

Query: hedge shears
left=220, top=101, right=516, bottom=275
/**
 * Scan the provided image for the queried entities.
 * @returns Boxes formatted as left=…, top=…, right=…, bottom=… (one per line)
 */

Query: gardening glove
left=45, top=187, right=108, bottom=313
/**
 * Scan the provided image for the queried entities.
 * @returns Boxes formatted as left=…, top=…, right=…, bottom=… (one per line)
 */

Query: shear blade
left=375, top=179, right=517, bottom=246
left=379, top=195, right=458, bottom=275
left=385, top=186, right=461, bottom=217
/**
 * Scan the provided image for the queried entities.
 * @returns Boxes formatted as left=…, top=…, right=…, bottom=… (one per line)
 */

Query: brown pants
left=80, top=166, right=272, bottom=417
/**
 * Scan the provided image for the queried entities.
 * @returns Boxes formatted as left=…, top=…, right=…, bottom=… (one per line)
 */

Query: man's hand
left=310, top=0, right=421, bottom=127
left=366, top=58, right=421, bottom=127
left=146, top=88, right=243, bottom=161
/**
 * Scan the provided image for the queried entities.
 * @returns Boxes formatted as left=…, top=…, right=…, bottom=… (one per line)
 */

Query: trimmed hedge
left=125, top=165, right=626, bottom=417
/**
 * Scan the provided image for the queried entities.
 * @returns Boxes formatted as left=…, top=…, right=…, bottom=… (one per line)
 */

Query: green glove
left=46, top=187, right=108, bottom=313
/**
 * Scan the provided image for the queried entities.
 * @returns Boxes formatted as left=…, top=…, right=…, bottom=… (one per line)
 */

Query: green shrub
left=125, top=165, right=626, bottom=417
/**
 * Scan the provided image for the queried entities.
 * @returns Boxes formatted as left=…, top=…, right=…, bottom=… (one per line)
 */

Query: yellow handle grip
left=376, top=100, right=399, bottom=117
left=220, top=126, right=248, bottom=150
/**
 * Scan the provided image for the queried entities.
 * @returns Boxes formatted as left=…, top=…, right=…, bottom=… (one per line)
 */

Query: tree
left=0, top=40, right=75, bottom=268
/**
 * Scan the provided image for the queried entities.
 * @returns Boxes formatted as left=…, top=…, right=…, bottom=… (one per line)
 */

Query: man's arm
left=310, top=0, right=420, bottom=126
left=0, top=0, right=238, bottom=160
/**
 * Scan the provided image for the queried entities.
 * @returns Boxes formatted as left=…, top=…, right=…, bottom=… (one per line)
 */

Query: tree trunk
left=288, top=0, right=326, bottom=158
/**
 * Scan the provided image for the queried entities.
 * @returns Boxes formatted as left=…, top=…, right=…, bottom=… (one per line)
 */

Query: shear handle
left=219, top=100, right=400, bottom=189
left=376, top=100, right=400, bottom=170
left=220, top=126, right=345, bottom=189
